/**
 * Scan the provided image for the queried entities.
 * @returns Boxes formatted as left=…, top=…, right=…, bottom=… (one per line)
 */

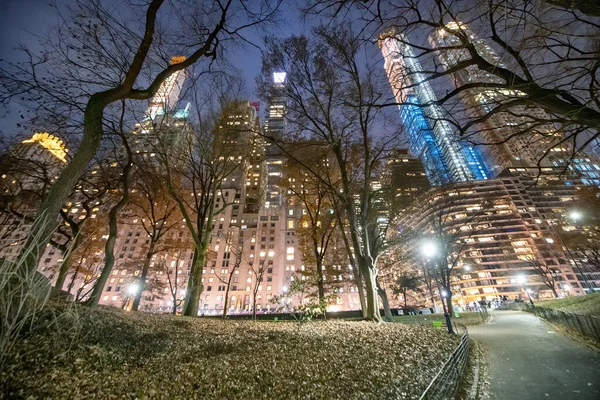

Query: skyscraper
left=379, top=29, right=490, bottom=185
left=263, top=72, right=287, bottom=208
left=428, top=23, right=575, bottom=176
left=146, top=56, right=188, bottom=120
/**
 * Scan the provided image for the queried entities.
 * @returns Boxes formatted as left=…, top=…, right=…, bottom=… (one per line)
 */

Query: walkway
left=469, top=310, right=600, bottom=399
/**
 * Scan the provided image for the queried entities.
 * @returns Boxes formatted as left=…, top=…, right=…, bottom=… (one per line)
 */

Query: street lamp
left=569, top=210, right=583, bottom=222
left=421, top=240, right=438, bottom=258
left=128, top=283, right=140, bottom=295
left=517, top=275, right=534, bottom=306
left=421, top=239, right=454, bottom=334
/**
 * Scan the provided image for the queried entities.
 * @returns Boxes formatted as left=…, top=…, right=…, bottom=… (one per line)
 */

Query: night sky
left=0, top=0, right=311, bottom=139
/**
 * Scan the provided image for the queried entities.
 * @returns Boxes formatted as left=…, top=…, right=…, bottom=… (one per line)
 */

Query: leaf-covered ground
left=1, top=304, right=460, bottom=399
left=536, top=293, right=600, bottom=316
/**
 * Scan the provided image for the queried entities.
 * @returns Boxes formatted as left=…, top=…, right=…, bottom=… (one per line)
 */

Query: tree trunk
left=132, top=241, right=156, bottom=311
left=445, top=291, right=455, bottom=334
left=222, top=287, right=231, bottom=318
left=446, top=293, right=454, bottom=315
left=403, top=288, right=407, bottom=310
left=19, top=101, right=104, bottom=275
left=86, top=158, right=132, bottom=307
left=67, top=261, right=81, bottom=295
left=316, top=258, right=325, bottom=308
left=377, top=279, right=393, bottom=321
left=355, top=271, right=367, bottom=318
left=52, top=235, right=80, bottom=296
left=361, top=261, right=382, bottom=322
left=182, top=248, right=204, bottom=316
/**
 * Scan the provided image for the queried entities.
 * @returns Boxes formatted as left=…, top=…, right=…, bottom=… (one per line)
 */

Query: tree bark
left=376, top=277, right=393, bottom=321
left=361, top=261, right=382, bottom=322
left=87, top=156, right=132, bottom=307
left=355, top=271, right=367, bottom=318
left=132, top=240, right=156, bottom=311
left=252, top=288, right=259, bottom=320
left=182, top=248, right=205, bottom=316
left=20, top=101, right=104, bottom=275
left=52, top=234, right=81, bottom=295
left=316, top=258, right=325, bottom=308
left=445, top=292, right=455, bottom=334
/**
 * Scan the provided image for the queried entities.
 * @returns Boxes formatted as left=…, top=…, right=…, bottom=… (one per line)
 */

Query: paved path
left=469, top=310, right=600, bottom=399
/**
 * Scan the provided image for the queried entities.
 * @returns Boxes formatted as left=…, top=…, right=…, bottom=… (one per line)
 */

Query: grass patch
left=535, top=293, right=600, bottom=316
left=392, top=312, right=489, bottom=327
left=1, top=302, right=460, bottom=399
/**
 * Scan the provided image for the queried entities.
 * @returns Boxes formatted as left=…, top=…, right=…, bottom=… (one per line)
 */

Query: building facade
left=399, top=172, right=599, bottom=308
left=379, top=29, right=490, bottom=185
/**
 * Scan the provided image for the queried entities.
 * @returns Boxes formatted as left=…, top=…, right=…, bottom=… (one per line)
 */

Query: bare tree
left=0, top=0, right=281, bottom=276
left=257, top=26, right=403, bottom=321
left=392, top=272, right=423, bottom=311
left=248, top=257, right=269, bottom=320
left=217, top=244, right=243, bottom=318
left=526, top=257, right=560, bottom=298
left=127, top=160, right=181, bottom=311
left=306, top=0, right=600, bottom=173
left=283, top=145, right=342, bottom=312
left=161, top=248, right=191, bottom=315
left=87, top=113, right=134, bottom=306
left=157, top=100, right=258, bottom=316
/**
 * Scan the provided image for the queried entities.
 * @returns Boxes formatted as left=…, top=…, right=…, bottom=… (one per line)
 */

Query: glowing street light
left=421, top=240, right=438, bottom=258
left=128, top=283, right=140, bottom=295
left=517, top=275, right=534, bottom=306
left=568, top=210, right=583, bottom=222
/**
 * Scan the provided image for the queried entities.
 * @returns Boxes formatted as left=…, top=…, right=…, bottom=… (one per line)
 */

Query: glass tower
left=379, top=29, right=490, bottom=186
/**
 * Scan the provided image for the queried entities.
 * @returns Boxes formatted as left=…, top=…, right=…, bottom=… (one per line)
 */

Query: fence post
left=586, top=316, right=600, bottom=341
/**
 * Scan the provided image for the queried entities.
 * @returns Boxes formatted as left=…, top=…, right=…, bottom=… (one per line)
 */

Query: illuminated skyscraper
left=264, top=72, right=287, bottom=208
left=428, top=23, right=600, bottom=186
left=146, top=56, right=188, bottom=120
left=428, top=23, right=572, bottom=176
left=379, top=29, right=490, bottom=186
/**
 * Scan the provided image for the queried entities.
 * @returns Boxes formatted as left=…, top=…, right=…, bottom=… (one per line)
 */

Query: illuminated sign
left=273, top=72, right=286, bottom=83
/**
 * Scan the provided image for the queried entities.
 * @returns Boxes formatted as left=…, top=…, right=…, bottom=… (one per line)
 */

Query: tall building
left=428, top=23, right=574, bottom=177
left=399, top=171, right=599, bottom=307
left=264, top=72, right=287, bottom=209
left=383, top=149, right=431, bottom=211
left=0, top=132, right=69, bottom=262
left=146, top=56, right=188, bottom=120
left=379, top=29, right=491, bottom=185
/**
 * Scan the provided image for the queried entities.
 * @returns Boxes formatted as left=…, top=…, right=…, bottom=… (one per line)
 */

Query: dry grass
left=1, top=302, right=460, bottom=399
left=536, top=293, right=600, bottom=316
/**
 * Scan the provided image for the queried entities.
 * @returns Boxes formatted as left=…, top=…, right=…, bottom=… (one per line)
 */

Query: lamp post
left=421, top=239, right=454, bottom=334
left=517, top=275, right=534, bottom=306
left=548, top=211, right=593, bottom=295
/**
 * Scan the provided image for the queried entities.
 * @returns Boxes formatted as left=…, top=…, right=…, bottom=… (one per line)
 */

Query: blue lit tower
left=379, top=29, right=490, bottom=185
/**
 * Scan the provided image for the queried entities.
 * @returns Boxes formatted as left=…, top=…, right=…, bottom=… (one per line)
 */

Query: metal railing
left=525, top=305, right=600, bottom=341
left=419, top=326, right=470, bottom=400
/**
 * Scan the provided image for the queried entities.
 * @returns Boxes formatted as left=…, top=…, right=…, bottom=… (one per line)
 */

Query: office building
left=379, top=28, right=490, bottom=185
